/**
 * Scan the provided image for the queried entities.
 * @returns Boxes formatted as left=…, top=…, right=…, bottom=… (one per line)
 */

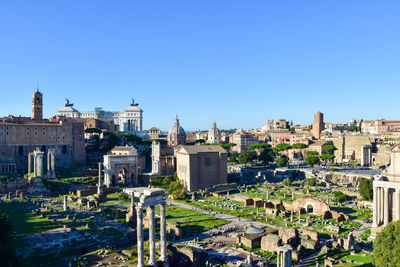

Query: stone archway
left=304, top=201, right=316, bottom=215
left=306, top=204, right=314, bottom=214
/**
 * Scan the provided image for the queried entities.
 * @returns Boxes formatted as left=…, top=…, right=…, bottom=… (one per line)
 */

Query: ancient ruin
left=123, top=187, right=168, bottom=267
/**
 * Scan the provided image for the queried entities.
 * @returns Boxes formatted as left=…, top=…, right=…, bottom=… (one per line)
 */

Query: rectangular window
left=205, top=158, right=211, bottom=166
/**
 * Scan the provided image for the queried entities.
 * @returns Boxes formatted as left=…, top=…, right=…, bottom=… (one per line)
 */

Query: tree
left=320, top=154, right=335, bottom=162
left=228, top=155, right=238, bottom=163
left=220, top=143, right=236, bottom=151
left=0, top=213, right=16, bottom=266
left=322, top=144, right=337, bottom=153
left=306, top=151, right=319, bottom=156
left=289, top=127, right=295, bottom=133
left=274, top=143, right=292, bottom=152
left=307, top=178, right=316, bottom=186
left=259, top=148, right=274, bottom=166
left=168, top=173, right=187, bottom=200
left=359, top=177, right=373, bottom=201
left=372, top=221, right=400, bottom=266
left=291, top=143, right=308, bottom=149
left=195, top=139, right=206, bottom=144
left=237, top=151, right=257, bottom=167
left=333, top=191, right=349, bottom=203
left=248, top=143, right=271, bottom=150
left=282, top=178, right=292, bottom=186
left=276, top=155, right=288, bottom=167
left=85, top=127, right=102, bottom=134
left=305, top=155, right=320, bottom=167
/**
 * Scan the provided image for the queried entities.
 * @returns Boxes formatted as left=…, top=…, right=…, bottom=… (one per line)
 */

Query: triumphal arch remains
left=103, top=146, right=139, bottom=187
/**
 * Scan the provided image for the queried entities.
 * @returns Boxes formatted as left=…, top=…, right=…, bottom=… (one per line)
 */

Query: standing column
left=148, top=205, right=156, bottom=266
left=379, top=187, right=383, bottom=224
left=136, top=204, right=144, bottom=267
left=384, top=187, right=389, bottom=226
left=372, top=186, right=378, bottom=227
left=28, top=154, right=32, bottom=175
left=396, top=188, right=400, bottom=221
left=34, top=155, right=37, bottom=177
left=97, top=162, right=103, bottom=194
left=47, top=151, right=51, bottom=175
left=277, top=250, right=280, bottom=267
left=63, top=195, right=68, bottom=211
left=160, top=202, right=167, bottom=265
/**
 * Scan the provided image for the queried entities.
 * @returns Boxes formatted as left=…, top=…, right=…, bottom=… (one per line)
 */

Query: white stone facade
left=58, top=99, right=143, bottom=133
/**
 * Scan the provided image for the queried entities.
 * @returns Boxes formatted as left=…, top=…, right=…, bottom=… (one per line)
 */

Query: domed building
left=167, top=116, right=186, bottom=147
left=207, top=122, right=221, bottom=144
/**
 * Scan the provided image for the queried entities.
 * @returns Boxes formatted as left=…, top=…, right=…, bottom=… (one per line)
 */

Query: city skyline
left=1, top=1, right=400, bottom=130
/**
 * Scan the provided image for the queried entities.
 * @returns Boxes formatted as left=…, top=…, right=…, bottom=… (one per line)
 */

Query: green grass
left=0, top=200, right=61, bottom=235
left=337, top=253, right=372, bottom=266
left=166, top=205, right=228, bottom=236
left=360, top=229, right=371, bottom=241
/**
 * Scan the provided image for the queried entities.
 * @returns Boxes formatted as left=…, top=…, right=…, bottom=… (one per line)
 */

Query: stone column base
left=370, top=225, right=384, bottom=241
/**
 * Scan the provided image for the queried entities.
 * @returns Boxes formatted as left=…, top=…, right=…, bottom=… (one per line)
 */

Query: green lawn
left=0, top=201, right=61, bottom=235
left=339, top=253, right=372, bottom=264
left=166, top=205, right=228, bottom=236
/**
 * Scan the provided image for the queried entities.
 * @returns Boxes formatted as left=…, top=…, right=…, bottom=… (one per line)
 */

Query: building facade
left=361, top=119, right=400, bottom=134
left=149, top=127, right=161, bottom=140
left=57, top=98, right=143, bottom=134
left=0, top=89, right=86, bottom=174
left=231, top=132, right=258, bottom=153
left=151, top=141, right=175, bottom=176
left=176, top=145, right=228, bottom=191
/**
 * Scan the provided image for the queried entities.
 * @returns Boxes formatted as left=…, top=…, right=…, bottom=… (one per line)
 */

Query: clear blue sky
left=1, top=1, right=400, bottom=131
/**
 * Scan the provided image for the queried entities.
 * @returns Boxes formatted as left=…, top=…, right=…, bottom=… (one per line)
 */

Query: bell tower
left=32, top=87, right=43, bottom=122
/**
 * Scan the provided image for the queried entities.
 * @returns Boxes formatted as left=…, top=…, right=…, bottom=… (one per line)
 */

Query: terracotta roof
left=177, top=145, right=227, bottom=154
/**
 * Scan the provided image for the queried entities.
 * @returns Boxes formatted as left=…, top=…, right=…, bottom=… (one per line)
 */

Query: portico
left=371, top=146, right=400, bottom=239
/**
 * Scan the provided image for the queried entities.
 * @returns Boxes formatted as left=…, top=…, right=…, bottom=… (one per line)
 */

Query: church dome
left=168, top=116, right=186, bottom=136
left=167, top=116, right=186, bottom=146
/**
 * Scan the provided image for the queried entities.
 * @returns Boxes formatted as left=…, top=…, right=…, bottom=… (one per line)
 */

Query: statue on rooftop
left=65, top=98, right=74, bottom=107
left=130, top=98, right=139, bottom=106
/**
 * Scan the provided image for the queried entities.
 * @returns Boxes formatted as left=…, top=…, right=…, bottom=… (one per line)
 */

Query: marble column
left=397, top=188, right=400, bottom=221
left=28, top=153, right=34, bottom=174
left=148, top=205, right=156, bottom=266
left=97, top=162, right=103, bottom=194
left=298, top=208, right=301, bottom=223
left=136, top=204, right=144, bottom=267
left=266, top=190, right=269, bottom=202
left=379, top=187, right=383, bottom=224
left=160, top=202, right=167, bottom=265
left=290, top=209, right=293, bottom=223
left=277, top=250, right=280, bottom=267
left=63, top=195, right=68, bottom=211
left=372, top=186, right=378, bottom=227
left=384, top=187, right=389, bottom=226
